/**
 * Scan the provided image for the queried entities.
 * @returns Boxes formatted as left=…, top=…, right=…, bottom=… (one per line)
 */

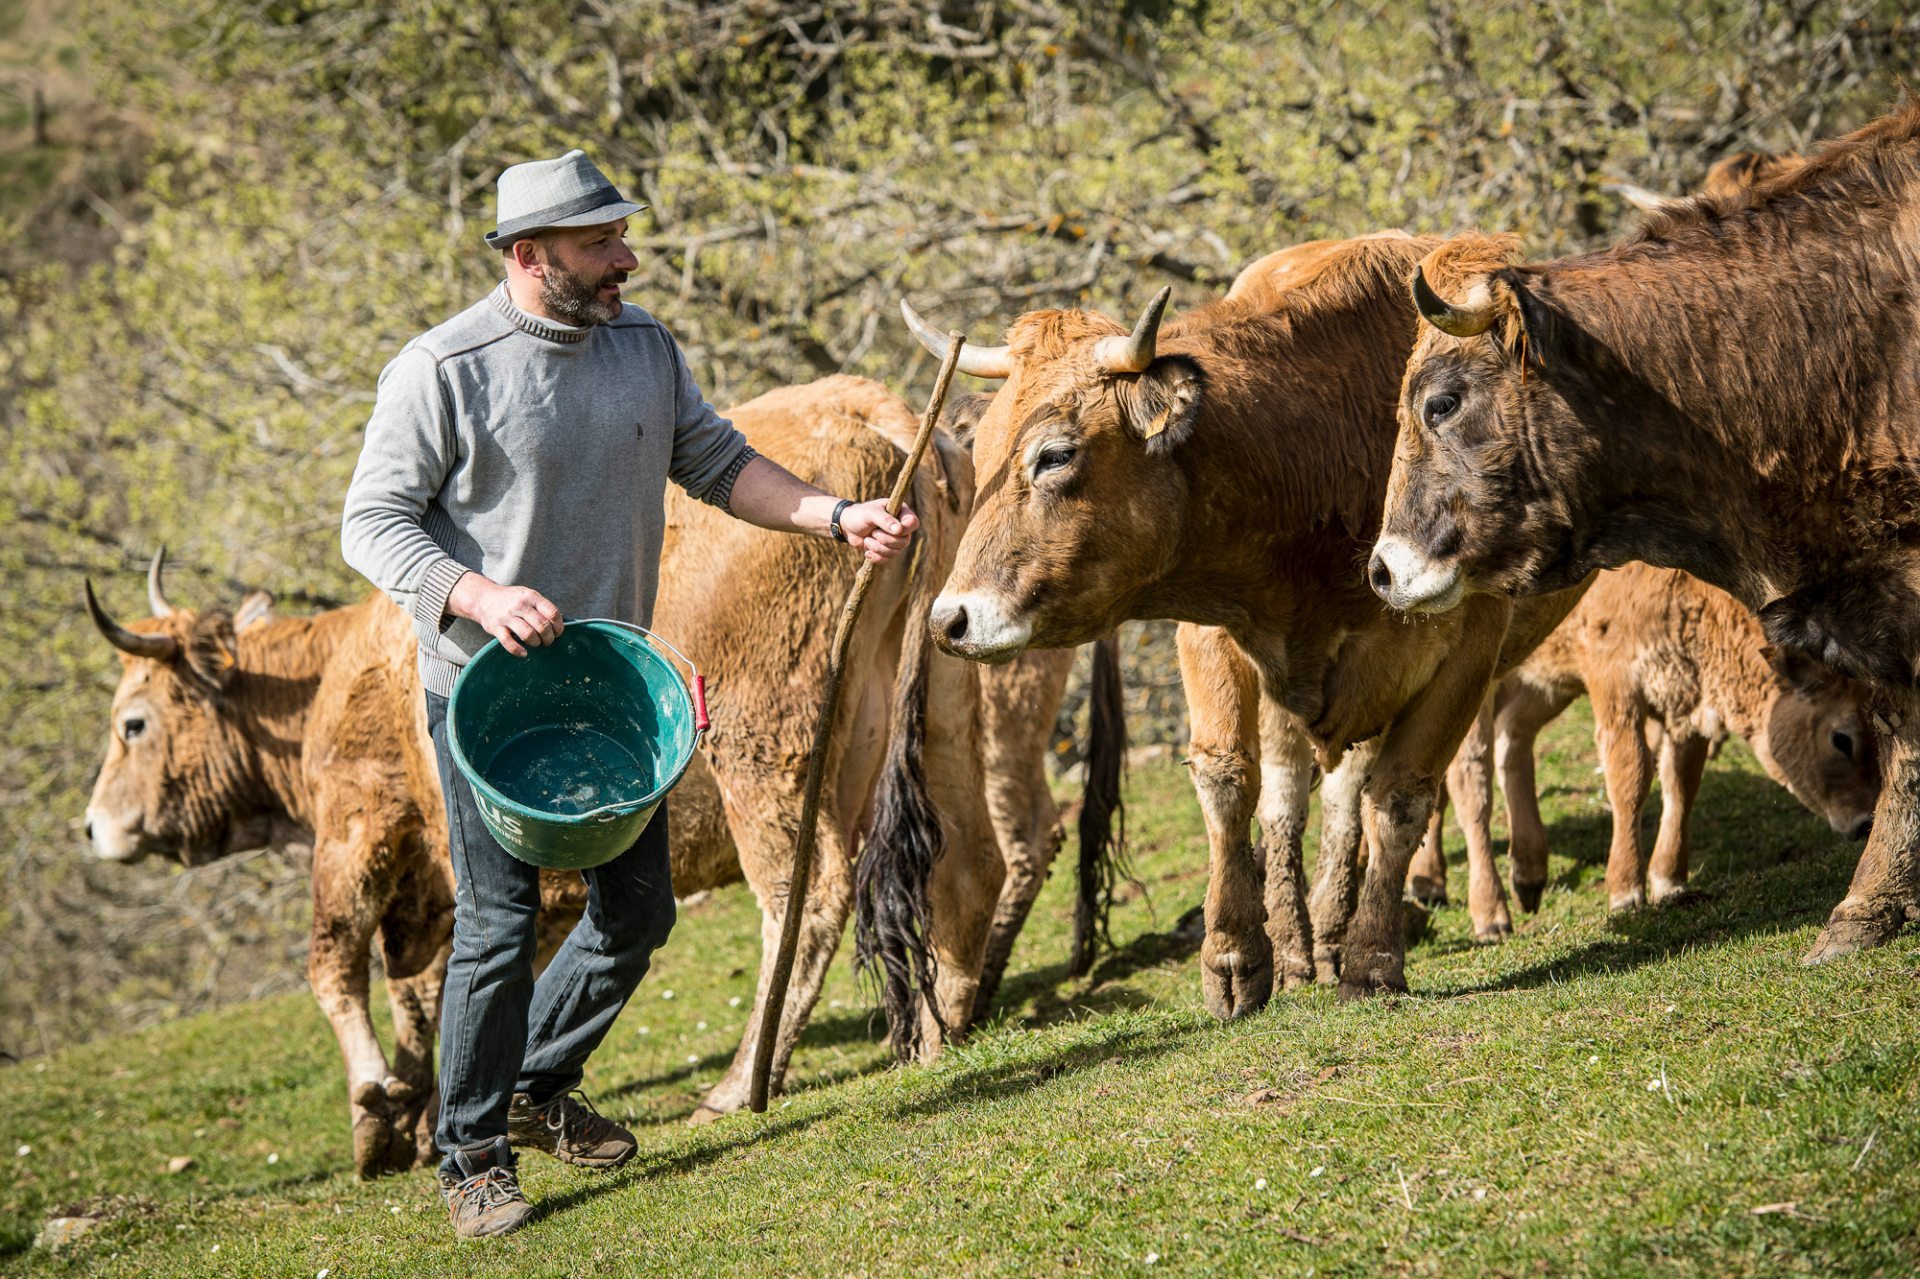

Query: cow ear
left=939, top=392, right=992, bottom=451
left=186, top=610, right=241, bottom=689
left=1119, top=356, right=1202, bottom=456
left=1761, top=644, right=1839, bottom=695
left=234, top=590, right=274, bottom=634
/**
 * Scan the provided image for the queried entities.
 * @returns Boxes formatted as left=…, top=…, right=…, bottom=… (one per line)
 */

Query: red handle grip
left=693, top=674, right=710, bottom=734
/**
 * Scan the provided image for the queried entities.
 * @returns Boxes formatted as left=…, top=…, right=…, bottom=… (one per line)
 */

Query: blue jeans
left=425, top=690, right=676, bottom=1170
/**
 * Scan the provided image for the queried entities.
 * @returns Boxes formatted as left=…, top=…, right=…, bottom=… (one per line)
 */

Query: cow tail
left=853, top=484, right=948, bottom=1062
left=1070, top=630, right=1130, bottom=978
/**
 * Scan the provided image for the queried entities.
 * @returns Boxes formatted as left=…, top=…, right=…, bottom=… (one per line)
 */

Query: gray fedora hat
left=485, top=149, right=645, bottom=250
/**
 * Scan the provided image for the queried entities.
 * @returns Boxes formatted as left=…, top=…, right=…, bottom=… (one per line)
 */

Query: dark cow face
left=901, top=290, right=1196, bottom=662
left=1760, top=647, right=1881, bottom=841
left=83, top=567, right=263, bottom=866
left=1370, top=236, right=1587, bottom=614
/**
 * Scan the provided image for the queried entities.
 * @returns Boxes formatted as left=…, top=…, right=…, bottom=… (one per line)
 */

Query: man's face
left=535, top=220, right=641, bottom=325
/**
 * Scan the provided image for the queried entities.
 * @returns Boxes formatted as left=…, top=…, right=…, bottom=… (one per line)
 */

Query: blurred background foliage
left=1, top=0, right=1912, bottom=1056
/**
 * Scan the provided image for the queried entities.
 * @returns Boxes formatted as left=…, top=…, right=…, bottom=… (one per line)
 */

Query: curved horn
left=1411, top=265, right=1497, bottom=339
left=898, top=298, right=1014, bottom=379
left=1601, top=180, right=1676, bottom=214
left=146, top=546, right=174, bottom=618
left=1093, top=286, right=1173, bottom=374
left=86, top=579, right=179, bottom=662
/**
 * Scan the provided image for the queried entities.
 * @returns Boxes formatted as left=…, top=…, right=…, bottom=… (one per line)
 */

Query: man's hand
left=838, top=500, right=919, bottom=564
left=448, top=572, right=563, bottom=657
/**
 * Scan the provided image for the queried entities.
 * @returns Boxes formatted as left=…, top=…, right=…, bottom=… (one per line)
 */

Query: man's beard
left=540, top=262, right=625, bottom=326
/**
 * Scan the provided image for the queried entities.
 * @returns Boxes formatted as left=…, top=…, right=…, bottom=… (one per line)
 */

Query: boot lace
left=543, top=1090, right=617, bottom=1143
left=453, top=1165, right=523, bottom=1210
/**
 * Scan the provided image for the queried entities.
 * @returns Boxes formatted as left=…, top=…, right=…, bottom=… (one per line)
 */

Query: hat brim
left=485, top=199, right=647, bottom=250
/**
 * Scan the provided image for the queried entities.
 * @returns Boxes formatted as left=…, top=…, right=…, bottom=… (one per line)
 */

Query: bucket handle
left=572, top=618, right=711, bottom=736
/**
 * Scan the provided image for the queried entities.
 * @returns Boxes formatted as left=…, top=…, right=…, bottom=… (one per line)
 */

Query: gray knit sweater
left=341, top=283, right=756, bottom=695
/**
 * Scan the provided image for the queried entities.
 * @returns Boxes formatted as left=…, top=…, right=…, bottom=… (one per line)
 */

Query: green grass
left=4, top=702, right=1917, bottom=1277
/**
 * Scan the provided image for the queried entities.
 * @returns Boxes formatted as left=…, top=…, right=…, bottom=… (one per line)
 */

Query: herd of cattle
left=77, top=101, right=1920, bottom=1178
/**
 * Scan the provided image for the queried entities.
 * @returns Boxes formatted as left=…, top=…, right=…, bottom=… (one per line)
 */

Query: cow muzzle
left=929, top=592, right=1033, bottom=664
left=84, top=806, right=150, bottom=863
left=1368, top=536, right=1466, bottom=614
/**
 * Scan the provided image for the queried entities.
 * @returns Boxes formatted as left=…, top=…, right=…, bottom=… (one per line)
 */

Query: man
left=341, top=149, right=916, bottom=1239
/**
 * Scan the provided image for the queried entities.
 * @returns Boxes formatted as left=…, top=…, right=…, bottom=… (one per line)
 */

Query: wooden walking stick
left=748, top=331, right=968, bottom=1113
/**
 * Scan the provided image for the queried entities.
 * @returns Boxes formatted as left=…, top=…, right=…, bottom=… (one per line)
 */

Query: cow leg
left=1805, top=701, right=1920, bottom=964
left=306, top=835, right=414, bottom=1179
left=972, top=651, right=1070, bottom=1020
left=1449, top=696, right=1511, bottom=939
left=1648, top=732, right=1710, bottom=904
left=1592, top=681, right=1655, bottom=912
left=1495, top=680, right=1571, bottom=912
left=1256, top=700, right=1316, bottom=990
left=692, top=819, right=857, bottom=1122
left=1177, top=624, right=1271, bottom=1020
left=1339, top=599, right=1508, bottom=1001
left=1407, top=791, right=1450, bottom=908
left=1308, top=738, right=1375, bottom=984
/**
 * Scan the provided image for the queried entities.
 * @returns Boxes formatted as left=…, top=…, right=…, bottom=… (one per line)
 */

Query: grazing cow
left=1410, top=563, right=1880, bottom=913
left=81, top=376, right=1113, bottom=1175
left=1369, top=101, right=1920, bottom=964
left=902, top=233, right=1588, bottom=1006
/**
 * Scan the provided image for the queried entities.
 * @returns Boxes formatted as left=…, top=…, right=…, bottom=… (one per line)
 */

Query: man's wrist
left=829, top=498, right=853, bottom=543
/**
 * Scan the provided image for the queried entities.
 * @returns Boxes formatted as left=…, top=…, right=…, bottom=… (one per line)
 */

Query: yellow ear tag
left=1142, top=409, right=1171, bottom=439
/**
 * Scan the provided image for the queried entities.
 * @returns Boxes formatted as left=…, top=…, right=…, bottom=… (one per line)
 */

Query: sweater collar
left=490, top=282, right=594, bottom=345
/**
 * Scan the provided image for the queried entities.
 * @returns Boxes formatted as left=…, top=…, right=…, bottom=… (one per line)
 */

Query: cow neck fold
left=226, top=611, right=356, bottom=829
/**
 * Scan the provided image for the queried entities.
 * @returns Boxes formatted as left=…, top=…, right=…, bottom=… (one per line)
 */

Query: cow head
left=1369, top=234, right=1592, bottom=614
left=83, top=551, right=273, bottom=865
left=1758, top=646, right=1880, bottom=841
left=902, top=288, right=1197, bottom=662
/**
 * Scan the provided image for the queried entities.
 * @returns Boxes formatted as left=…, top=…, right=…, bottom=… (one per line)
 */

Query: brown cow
left=1369, top=101, right=1920, bottom=964
left=1411, top=563, right=1879, bottom=914
left=82, top=376, right=1107, bottom=1175
left=903, top=233, right=1588, bottom=1006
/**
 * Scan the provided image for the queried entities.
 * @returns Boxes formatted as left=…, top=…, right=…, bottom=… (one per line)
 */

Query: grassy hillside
left=4, top=703, right=1915, bottom=1278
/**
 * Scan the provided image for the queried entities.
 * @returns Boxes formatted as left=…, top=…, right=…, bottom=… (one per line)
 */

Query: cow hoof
left=1473, top=918, right=1513, bottom=942
left=1649, top=876, right=1689, bottom=905
left=1607, top=889, right=1647, bottom=914
left=350, top=1090, right=421, bottom=1179
left=1278, top=950, right=1315, bottom=992
left=1311, top=945, right=1341, bottom=986
left=1202, top=951, right=1273, bottom=1021
left=1802, top=906, right=1910, bottom=966
left=1400, top=901, right=1432, bottom=946
left=1512, top=880, right=1546, bottom=913
left=1407, top=875, right=1449, bottom=908
left=687, top=1104, right=730, bottom=1127
left=1336, top=968, right=1410, bottom=1003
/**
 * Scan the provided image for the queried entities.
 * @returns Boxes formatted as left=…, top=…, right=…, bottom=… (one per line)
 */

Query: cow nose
left=1850, top=815, right=1873, bottom=841
left=84, top=819, right=94, bottom=842
left=930, top=597, right=968, bottom=644
left=1367, top=549, right=1395, bottom=598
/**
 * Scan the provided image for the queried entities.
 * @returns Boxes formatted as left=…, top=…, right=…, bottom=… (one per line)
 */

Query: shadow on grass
left=985, top=903, right=1203, bottom=1029
left=531, top=1108, right=834, bottom=1220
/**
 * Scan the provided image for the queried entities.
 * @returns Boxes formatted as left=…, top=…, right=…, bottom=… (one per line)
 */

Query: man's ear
left=1117, top=356, right=1202, bottom=456
left=186, top=611, right=241, bottom=690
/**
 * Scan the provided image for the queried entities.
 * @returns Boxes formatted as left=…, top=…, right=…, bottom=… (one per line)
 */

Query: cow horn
left=898, top=298, right=1013, bottom=379
left=86, top=579, right=179, bottom=661
left=1093, top=286, right=1173, bottom=374
left=1411, top=265, right=1497, bottom=338
left=1601, top=180, right=1676, bottom=214
left=147, top=546, right=174, bottom=618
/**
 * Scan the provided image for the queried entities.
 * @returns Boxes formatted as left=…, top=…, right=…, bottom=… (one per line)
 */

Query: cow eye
left=1033, top=445, right=1077, bottom=477
left=1423, top=393, right=1460, bottom=427
left=1832, top=730, right=1854, bottom=759
left=123, top=717, right=146, bottom=742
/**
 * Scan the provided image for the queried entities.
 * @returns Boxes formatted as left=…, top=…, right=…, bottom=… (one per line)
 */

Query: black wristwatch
left=829, top=498, right=852, bottom=544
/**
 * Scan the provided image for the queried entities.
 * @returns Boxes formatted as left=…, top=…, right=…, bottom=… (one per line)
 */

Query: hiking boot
left=507, top=1090, right=636, bottom=1169
left=438, top=1136, right=535, bottom=1239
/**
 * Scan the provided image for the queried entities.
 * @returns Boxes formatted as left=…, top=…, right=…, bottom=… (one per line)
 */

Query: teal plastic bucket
left=446, top=619, right=709, bottom=871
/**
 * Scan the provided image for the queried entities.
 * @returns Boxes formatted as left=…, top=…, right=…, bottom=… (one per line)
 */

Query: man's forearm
left=724, top=455, right=842, bottom=537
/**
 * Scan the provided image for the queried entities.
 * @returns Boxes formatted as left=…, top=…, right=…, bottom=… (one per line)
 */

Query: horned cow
left=1370, top=101, right=1920, bottom=963
left=904, top=233, right=1588, bottom=1007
